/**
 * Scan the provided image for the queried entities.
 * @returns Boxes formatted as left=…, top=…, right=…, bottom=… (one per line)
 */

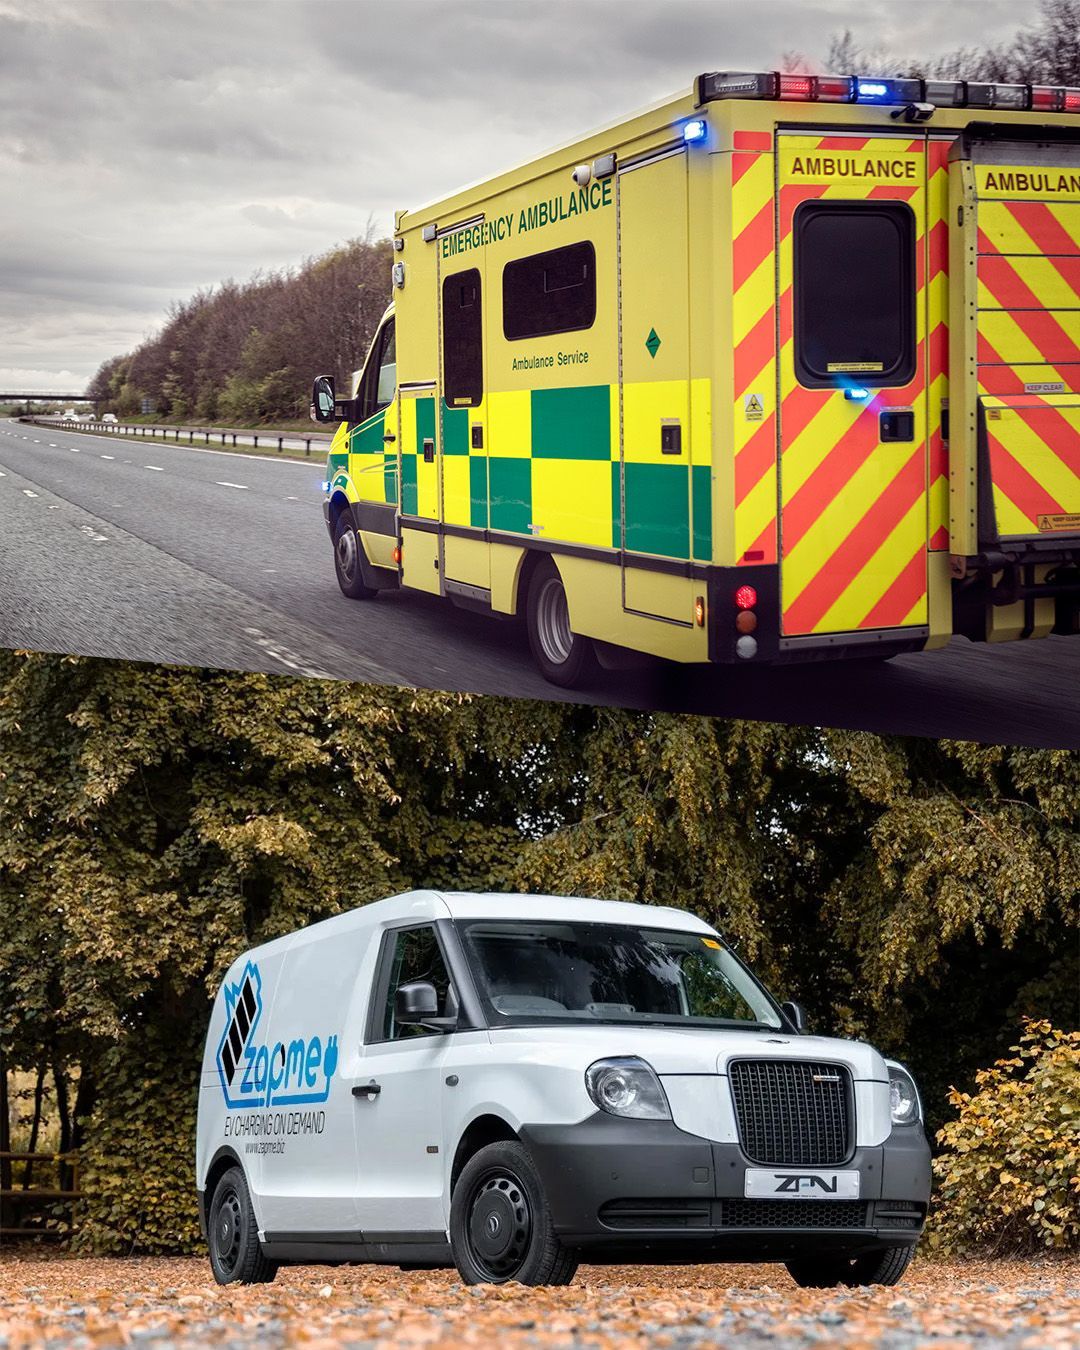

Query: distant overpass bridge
left=2, top=393, right=95, bottom=401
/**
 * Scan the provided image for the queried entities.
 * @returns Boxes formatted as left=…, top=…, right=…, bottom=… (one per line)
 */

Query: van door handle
left=383, top=432, right=396, bottom=443
left=353, top=1082, right=381, bottom=1098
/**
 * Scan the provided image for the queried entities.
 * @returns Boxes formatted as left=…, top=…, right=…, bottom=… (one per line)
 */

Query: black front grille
left=720, top=1199, right=867, bottom=1229
left=730, top=1060, right=852, bottom=1165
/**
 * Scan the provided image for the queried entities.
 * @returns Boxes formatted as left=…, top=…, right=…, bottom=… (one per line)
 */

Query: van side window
left=502, top=241, right=596, bottom=341
left=442, top=268, right=483, bottom=407
left=358, top=318, right=396, bottom=422
left=793, top=202, right=915, bottom=389
left=381, top=926, right=453, bottom=1040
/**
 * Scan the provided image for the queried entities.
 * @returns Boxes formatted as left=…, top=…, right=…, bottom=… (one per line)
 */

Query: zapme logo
left=773, top=1174, right=840, bottom=1194
left=215, top=961, right=338, bottom=1110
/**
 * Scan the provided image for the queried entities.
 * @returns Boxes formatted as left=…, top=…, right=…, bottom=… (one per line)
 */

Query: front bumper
left=519, top=1112, right=930, bottom=1259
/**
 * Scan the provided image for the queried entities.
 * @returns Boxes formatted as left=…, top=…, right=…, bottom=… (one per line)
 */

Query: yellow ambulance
left=314, top=71, right=1080, bottom=687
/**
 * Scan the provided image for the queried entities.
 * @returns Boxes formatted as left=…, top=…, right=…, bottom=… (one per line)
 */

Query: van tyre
left=333, top=511, right=377, bottom=600
left=208, top=1166, right=278, bottom=1285
left=526, top=558, right=599, bottom=688
left=785, top=1244, right=914, bottom=1288
left=450, top=1141, right=578, bottom=1286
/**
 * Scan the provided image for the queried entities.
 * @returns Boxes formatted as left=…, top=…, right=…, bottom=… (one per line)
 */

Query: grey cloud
left=0, top=0, right=1034, bottom=389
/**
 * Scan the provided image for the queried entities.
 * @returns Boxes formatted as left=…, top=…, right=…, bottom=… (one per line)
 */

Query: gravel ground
left=0, top=1254, right=1076, bottom=1349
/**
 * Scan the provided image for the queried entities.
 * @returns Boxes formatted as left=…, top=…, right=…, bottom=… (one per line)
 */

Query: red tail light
left=735, top=584, right=757, bottom=610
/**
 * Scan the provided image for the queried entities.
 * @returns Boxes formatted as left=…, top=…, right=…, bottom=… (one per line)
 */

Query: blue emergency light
left=683, top=118, right=707, bottom=143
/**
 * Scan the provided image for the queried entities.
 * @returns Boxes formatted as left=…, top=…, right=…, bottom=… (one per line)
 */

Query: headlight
left=887, top=1061, right=921, bottom=1125
left=585, top=1057, right=671, bottom=1120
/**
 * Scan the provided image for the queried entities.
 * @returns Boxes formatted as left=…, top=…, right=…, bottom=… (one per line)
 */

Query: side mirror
left=310, top=374, right=337, bottom=423
left=781, top=1000, right=806, bottom=1033
left=395, top=981, right=458, bottom=1033
left=395, top=980, right=439, bottom=1022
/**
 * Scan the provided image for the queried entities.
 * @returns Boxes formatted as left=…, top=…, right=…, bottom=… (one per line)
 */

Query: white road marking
left=101, top=454, right=115, bottom=460
left=49, top=443, right=57, bottom=447
left=22, top=489, right=38, bottom=497
left=68, top=447, right=80, bottom=452
left=215, top=481, right=249, bottom=490
left=79, top=524, right=108, bottom=543
left=144, top=465, right=164, bottom=471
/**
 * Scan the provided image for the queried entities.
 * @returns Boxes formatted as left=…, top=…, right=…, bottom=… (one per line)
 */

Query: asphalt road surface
left=2, top=418, right=1079, bottom=748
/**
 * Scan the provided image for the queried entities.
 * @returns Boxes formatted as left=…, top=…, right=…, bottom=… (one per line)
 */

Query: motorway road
left=2, top=418, right=1079, bottom=748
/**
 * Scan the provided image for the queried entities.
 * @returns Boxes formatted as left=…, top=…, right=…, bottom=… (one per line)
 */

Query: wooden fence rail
left=0, top=1150, right=81, bottom=1240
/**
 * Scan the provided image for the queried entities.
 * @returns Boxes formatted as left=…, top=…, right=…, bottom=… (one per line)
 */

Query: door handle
left=383, top=432, right=396, bottom=443
left=422, top=438, right=435, bottom=464
left=353, top=1082, right=381, bottom=1099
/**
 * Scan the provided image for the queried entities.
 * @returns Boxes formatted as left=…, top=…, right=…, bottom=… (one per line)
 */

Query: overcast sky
left=0, top=0, right=1028, bottom=393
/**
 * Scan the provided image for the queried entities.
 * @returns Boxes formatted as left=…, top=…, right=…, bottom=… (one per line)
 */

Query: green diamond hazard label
left=645, top=328, right=661, bottom=359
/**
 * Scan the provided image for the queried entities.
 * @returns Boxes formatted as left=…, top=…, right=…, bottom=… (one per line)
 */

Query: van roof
left=231, top=891, right=716, bottom=968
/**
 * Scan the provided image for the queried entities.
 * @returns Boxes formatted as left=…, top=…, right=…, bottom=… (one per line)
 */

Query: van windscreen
left=458, top=921, right=782, bottom=1029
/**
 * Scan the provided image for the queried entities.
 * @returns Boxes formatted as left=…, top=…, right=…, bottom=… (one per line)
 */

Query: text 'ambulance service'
left=313, top=71, right=1080, bottom=687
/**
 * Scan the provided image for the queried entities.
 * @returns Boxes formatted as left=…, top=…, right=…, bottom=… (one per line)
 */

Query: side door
left=254, top=934, right=368, bottom=1236
left=354, top=924, right=461, bottom=1237
left=439, top=260, right=490, bottom=594
left=340, top=315, right=399, bottom=569
left=776, top=133, right=929, bottom=640
left=618, top=147, right=696, bottom=624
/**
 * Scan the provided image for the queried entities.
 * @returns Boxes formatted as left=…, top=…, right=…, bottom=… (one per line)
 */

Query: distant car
left=101, top=412, right=118, bottom=424
left=62, top=409, right=78, bottom=421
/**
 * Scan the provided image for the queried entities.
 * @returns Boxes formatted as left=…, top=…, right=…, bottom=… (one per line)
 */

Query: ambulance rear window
left=794, top=201, right=916, bottom=389
left=503, top=241, right=596, bottom=341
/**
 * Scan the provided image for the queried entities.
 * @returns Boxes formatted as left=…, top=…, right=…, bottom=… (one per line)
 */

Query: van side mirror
left=781, top=1000, right=806, bottom=1033
left=311, top=375, right=337, bottom=423
left=395, top=981, right=459, bottom=1033
left=396, top=981, right=438, bottom=1020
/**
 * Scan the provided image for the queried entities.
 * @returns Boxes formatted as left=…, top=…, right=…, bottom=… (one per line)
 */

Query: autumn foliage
left=0, top=653, right=1076, bottom=1254
left=931, top=1021, right=1080, bottom=1253
left=84, top=236, right=391, bottom=424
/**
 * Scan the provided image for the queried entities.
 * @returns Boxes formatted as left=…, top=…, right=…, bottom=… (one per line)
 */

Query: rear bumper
left=519, top=1113, right=930, bottom=1258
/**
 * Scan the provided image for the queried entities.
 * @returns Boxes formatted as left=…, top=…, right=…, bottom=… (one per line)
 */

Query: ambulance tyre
left=207, top=1166, right=278, bottom=1286
left=333, top=512, right=377, bottom=600
left=526, top=558, right=599, bottom=688
left=449, top=1141, right=579, bottom=1286
left=785, top=1244, right=914, bottom=1288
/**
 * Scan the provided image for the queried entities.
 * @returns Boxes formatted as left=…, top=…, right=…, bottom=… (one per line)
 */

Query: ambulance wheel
left=785, top=1244, right=914, bottom=1288
left=333, top=511, right=377, bottom=600
left=450, top=1141, right=578, bottom=1286
left=207, top=1166, right=278, bottom=1285
left=526, top=558, right=599, bottom=688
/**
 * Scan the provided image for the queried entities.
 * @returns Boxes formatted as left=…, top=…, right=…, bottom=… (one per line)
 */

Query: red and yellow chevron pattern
left=776, top=135, right=929, bottom=636
left=976, top=196, right=1080, bottom=396
left=731, top=129, right=778, bottom=565
left=972, top=169, right=1080, bottom=538
left=926, top=138, right=950, bottom=551
left=983, top=394, right=1080, bottom=537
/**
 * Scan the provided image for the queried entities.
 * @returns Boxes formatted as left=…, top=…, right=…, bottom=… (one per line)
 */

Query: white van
left=196, top=892, right=930, bottom=1288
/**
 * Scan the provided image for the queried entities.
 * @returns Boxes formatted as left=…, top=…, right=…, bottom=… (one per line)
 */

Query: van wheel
left=333, top=511, right=377, bottom=600
left=450, top=1141, right=578, bottom=1286
left=785, top=1244, right=914, bottom=1288
left=525, top=558, right=598, bottom=688
left=207, top=1166, right=278, bottom=1285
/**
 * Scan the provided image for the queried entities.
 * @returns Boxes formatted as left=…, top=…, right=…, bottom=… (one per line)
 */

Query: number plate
left=744, top=1168, right=860, bottom=1199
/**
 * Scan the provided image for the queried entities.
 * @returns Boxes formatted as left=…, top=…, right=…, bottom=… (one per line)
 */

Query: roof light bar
left=696, top=70, right=1080, bottom=113
left=923, top=79, right=966, bottom=107
left=967, top=81, right=1027, bottom=109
